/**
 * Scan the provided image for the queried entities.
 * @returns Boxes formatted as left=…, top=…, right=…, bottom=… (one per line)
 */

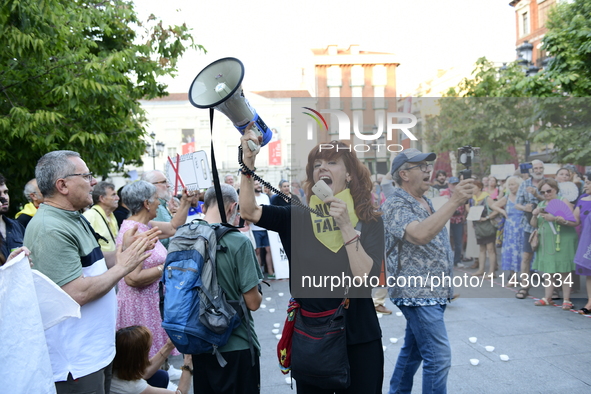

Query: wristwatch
left=181, top=365, right=193, bottom=375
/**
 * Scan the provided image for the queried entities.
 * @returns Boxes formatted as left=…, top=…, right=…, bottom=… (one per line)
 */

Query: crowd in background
left=372, top=162, right=591, bottom=314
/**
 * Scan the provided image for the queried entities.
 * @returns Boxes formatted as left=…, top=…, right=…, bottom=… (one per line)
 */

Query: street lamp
left=516, top=41, right=539, bottom=76
left=146, top=132, right=165, bottom=170
left=514, top=41, right=540, bottom=161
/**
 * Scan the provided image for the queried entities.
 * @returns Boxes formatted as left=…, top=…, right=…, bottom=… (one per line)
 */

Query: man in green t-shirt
left=193, top=183, right=263, bottom=394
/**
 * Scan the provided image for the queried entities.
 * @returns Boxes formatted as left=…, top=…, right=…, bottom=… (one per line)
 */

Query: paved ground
left=171, top=266, right=591, bottom=394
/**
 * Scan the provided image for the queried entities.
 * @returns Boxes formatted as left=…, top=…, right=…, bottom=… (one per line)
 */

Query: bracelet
left=157, top=265, right=163, bottom=272
left=240, top=167, right=256, bottom=178
left=344, top=234, right=360, bottom=251
left=181, top=365, right=193, bottom=375
left=344, top=234, right=359, bottom=246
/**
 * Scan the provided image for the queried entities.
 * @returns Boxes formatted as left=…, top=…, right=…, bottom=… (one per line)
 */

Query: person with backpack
left=169, top=183, right=263, bottom=394
left=198, top=184, right=263, bottom=393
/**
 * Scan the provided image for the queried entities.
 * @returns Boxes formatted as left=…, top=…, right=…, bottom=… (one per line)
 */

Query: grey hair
left=141, top=170, right=164, bottom=183
left=392, top=163, right=410, bottom=186
left=531, top=159, right=544, bottom=167
left=92, top=181, right=115, bottom=205
left=506, top=176, right=524, bottom=188
left=35, top=150, right=80, bottom=197
left=121, top=181, right=157, bottom=215
left=23, top=179, right=38, bottom=202
left=203, top=184, right=238, bottom=212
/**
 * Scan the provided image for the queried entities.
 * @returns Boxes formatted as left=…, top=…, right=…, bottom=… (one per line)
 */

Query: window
left=168, top=147, right=177, bottom=157
left=327, top=66, right=342, bottom=87
left=182, top=129, right=194, bottom=143
left=350, top=65, right=364, bottom=87
left=372, top=65, right=387, bottom=86
left=522, top=12, right=530, bottom=36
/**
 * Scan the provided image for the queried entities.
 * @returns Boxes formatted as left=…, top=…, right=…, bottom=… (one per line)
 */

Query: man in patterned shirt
left=514, top=159, right=545, bottom=296
left=382, top=148, right=474, bottom=393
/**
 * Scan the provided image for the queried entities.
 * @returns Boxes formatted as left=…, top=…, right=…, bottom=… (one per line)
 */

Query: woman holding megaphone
left=239, top=124, right=385, bottom=393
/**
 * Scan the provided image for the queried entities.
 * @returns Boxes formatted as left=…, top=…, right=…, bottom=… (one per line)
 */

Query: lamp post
left=147, top=132, right=165, bottom=170
left=515, top=41, right=539, bottom=161
left=371, top=125, right=386, bottom=178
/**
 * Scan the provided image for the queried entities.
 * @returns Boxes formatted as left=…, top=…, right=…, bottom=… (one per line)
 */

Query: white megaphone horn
left=188, top=57, right=272, bottom=151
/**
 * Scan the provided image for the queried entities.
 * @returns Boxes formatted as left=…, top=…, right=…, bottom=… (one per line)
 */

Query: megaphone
left=188, top=57, right=272, bottom=151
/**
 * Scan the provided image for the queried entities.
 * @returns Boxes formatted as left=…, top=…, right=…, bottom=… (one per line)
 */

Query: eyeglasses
left=64, top=172, right=94, bottom=182
left=405, top=163, right=433, bottom=173
left=152, top=180, right=168, bottom=185
left=539, top=189, right=554, bottom=195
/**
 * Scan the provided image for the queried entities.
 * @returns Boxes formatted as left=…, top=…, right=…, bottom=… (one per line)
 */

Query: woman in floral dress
left=492, top=176, right=524, bottom=275
left=116, top=180, right=191, bottom=357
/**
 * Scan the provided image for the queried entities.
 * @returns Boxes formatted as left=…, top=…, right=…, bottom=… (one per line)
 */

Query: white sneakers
left=167, top=365, right=182, bottom=380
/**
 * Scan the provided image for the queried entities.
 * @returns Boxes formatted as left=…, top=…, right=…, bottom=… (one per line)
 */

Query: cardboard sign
left=165, top=151, right=212, bottom=194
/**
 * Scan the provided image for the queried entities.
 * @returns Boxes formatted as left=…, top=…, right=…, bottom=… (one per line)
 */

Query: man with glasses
left=141, top=170, right=173, bottom=248
left=382, top=148, right=474, bottom=393
left=15, top=178, right=45, bottom=228
left=24, top=150, right=157, bottom=393
left=514, top=159, right=546, bottom=298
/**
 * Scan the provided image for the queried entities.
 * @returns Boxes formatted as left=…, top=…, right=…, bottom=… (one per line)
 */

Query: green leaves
left=0, top=0, right=201, bottom=213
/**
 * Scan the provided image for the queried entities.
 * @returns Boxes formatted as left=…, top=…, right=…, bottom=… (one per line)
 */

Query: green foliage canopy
left=428, top=0, right=591, bottom=167
left=0, top=0, right=202, bottom=212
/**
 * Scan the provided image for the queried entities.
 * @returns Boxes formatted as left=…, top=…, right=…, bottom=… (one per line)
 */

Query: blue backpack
left=159, top=220, right=244, bottom=367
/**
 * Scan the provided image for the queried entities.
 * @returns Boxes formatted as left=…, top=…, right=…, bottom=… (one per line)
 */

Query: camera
left=519, top=163, right=533, bottom=174
left=457, top=146, right=480, bottom=180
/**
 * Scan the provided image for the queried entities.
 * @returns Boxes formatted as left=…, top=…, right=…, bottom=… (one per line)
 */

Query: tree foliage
left=428, top=0, right=591, bottom=167
left=0, top=0, right=202, bottom=212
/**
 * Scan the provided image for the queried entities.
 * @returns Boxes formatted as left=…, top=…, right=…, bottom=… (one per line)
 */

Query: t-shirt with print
left=257, top=204, right=383, bottom=345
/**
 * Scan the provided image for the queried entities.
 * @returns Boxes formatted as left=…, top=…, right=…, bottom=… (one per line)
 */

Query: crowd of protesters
left=2, top=144, right=590, bottom=394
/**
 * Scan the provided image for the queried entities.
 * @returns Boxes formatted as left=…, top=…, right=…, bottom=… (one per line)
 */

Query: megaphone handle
left=247, top=140, right=259, bottom=152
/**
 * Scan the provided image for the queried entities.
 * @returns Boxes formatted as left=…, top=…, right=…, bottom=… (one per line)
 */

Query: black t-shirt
left=257, top=204, right=383, bottom=345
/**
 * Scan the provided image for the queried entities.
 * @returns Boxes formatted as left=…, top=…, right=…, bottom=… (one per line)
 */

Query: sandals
left=561, top=300, right=574, bottom=310
left=579, top=308, right=591, bottom=315
left=515, top=288, right=529, bottom=299
left=534, top=297, right=555, bottom=306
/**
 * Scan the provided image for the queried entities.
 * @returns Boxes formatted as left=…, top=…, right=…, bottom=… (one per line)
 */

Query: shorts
left=522, top=231, right=533, bottom=254
left=252, top=230, right=270, bottom=248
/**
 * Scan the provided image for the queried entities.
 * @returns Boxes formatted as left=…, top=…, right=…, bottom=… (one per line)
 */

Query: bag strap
left=92, top=207, right=116, bottom=244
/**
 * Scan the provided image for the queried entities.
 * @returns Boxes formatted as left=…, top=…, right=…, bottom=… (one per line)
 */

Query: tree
left=0, top=0, right=202, bottom=212
left=432, top=0, right=591, bottom=167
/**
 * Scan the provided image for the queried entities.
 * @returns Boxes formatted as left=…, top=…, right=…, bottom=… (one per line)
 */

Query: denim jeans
left=389, top=304, right=451, bottom=394
left=449, top=222, right=464, bottom=265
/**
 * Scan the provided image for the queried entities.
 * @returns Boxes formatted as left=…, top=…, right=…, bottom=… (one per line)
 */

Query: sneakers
left=457, top=263, right=466, bottom=268
left=167, top=365, right=182, bottom=380
left=267, top=274, right=276, bottom=279
left=375, top=305, right=392, bottom=314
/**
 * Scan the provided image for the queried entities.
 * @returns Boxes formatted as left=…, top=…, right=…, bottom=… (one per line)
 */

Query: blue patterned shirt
left=382, top=187, right=454, bottom=306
